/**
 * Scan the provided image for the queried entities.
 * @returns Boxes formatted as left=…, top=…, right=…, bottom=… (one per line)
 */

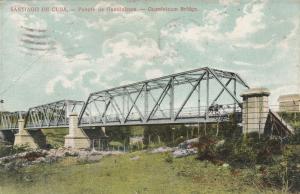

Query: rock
left=31, top=157, right=46, bottom=164
left=178, top=138, right=199, bottom=149
left=130, top=156, right=140, bottom=161
left=173, top=148, right=197, bottom=158
left=150, top=147, right=173, bottom=153
left=22, top=175, right=33, bottom=182
left=216, top=140, right=225, bottom=148
left=65, top=150, right=79, bottom=157
left=78, top=150, right=89, bottom=157
left=86, top=155, right=103, bottom=162
left=90, top=150, right=103, bottom=155
left=77, top=153, right=103, bottom=163
left=4, top=162, right=15, bottom=170
left=0, top=147, right=126, bottom=169
left=44, top=156, right=58, bottom=164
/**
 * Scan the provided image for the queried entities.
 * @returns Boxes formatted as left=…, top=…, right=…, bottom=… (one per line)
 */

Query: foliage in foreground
left=197, top=134, right=300, bottom=192
left=0, top=143, right=30, bottom=158
left=0, top=152, right=282, bottom=194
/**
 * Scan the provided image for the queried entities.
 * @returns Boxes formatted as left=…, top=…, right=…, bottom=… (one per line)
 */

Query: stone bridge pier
left=240, top=88, right=270, bottom=135
left=64, top=112, right=91, bottom=149
left=14, top=119, right=37, bottom=148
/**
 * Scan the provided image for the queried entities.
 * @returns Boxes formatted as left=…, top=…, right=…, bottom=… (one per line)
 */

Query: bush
left=260, top=145, right=300, bottom=192
left=0, top=143, right=30, bottom=158
left=195, top=134, right=300, bottom=192
left=147, top=142, right=165, bottom=149
left=164, top=153, right=173, bottom=163
left=129, top=142, right=145, bottom=152
left=229, top=143, right=257, bottom=168
left=196, top=134, right=288, bottom=168
left=197, top=136, right=218, bottom=161
left=0, top=144, right=12, bottom=158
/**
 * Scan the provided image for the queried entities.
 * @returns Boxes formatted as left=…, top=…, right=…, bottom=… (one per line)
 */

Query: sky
left=0, top=0, right=299, bottom=111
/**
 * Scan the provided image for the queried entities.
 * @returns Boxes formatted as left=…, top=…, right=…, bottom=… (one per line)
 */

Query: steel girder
left=0, top=111, right=27, bottom=130
left=24, top=100, right=84, bottom=129
left=79, top=67, right=249, bottom=127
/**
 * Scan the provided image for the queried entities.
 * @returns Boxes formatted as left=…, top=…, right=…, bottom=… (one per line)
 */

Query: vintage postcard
left=0, top=0, right=299, bottom=193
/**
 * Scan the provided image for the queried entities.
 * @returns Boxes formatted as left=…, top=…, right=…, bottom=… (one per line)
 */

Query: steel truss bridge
left=0, top=67, right=249, bottom=130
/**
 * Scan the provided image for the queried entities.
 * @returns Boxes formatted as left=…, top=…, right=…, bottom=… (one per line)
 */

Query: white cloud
left=227, top=0, right=266, bottom=39
left=102, top=32, right=160, bottom=70
left=233, top=60, right=255, bottom=66
left=46, top=75, right=73, bottom=94
left=145, top=69, right=163, bottom=79
left=46, top=69, right=102, bottom=96
left=85, top=11, right=154, bottom=31
left=45, top=32, right=173, bottom=95
left=74, top=34, right=84, bottom=40
left=160, top=18, right=225, bottom=52
left=120, top=80, right=134, bottom=85
left=203, top=9, right=228, bottom=28
left=232, top=39, right=273, bottom=49
left=276, top=17, right=299, bottom=50
left=159, top=1, right=270, bottom=52
left=219, top=0, right=239, bottom=6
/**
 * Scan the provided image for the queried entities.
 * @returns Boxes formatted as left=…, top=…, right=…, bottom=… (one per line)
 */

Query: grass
left=0, top=151, right=282, bottom=194
left=41, top=128, right=68, bottom=147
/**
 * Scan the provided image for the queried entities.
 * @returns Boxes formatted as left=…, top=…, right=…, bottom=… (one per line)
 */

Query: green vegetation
left=279, top=112, right=300, bottom=130
left=279, top=112, right=300, bottom=144
left=196, top=134, right=300, bottom=192
left=41, top=128, right=68, bottom=148
left=0, top=112, right=298, bottom=193
left=0, top=152, right=283, bottom=194
left=0, top=143, right=30, bottom=158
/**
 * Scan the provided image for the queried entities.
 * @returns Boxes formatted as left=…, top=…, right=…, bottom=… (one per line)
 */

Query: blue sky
left=0, top=0, right=299, bottom=111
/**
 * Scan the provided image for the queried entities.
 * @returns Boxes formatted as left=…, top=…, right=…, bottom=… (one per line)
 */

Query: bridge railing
left=79, top=104, right=241, bottom=126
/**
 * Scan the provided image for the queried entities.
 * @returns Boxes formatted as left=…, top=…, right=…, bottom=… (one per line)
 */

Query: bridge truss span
left=0, top=111, right=27, bottom=130
left=24, top=100, right=85, bottom=129
left=79, top=67, right=249, bottom=127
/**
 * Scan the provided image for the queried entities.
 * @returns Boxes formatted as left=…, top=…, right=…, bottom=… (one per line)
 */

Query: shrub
left=0, top=143, right=30, bottom=158
left=0, top=144, right=12, bottom=158
left=147, top=142, right=165, bottom=149
left=196, top=136, right=226, bottom=165
left=229, top=143, right=257, bottom=168
left=164, top=152, right=173, bottom=163
left=261, top=145, right=300, bottom=192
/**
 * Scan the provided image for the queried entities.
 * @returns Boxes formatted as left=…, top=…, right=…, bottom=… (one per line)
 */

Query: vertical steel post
left=65, top=101, right=68, bottom=117
left=170, top=77, right=174, bottom=121
left=206, top=71, right=209, bottom=120
left=144, top=83, right=148, bottom=121
left=127, top=92, right=129, bottom=114
left=122, top=88, right=125, bottom=118
left=234, top=78, right=237, bottom=113
left=198, top=81, right=201, bottom=117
